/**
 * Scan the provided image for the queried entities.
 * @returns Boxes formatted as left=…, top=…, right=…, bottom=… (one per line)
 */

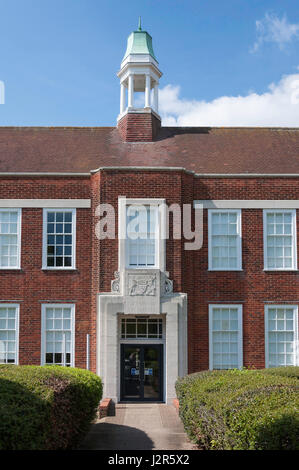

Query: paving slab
left=80, top=403, right=196, bottom=450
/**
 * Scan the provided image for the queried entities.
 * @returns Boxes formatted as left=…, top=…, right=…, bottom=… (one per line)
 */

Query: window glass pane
left=137, top=322, right=147, bottom=337
left=0, top=306, right=18, bottom=364
left=47, top=212, right=55, bottom=223
left=45, top=211, right=74, bottom=268
left=210, top=211, right=240, bottom=270
left=126, top=323, right=136, bottom=337
left=265, top=212, right=295, bottom=269
left=211, top=306, right=241, bottom=369
left=267, top=306, right=296, bottom=367
left=148, top=322, right=157, bottom=336
left=44, top=306, right=73, bottom=366
left=126, top=205, right=158, bottom=268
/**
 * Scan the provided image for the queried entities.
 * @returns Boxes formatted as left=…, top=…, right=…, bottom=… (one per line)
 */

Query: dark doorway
left=120, top=344, right=163, bottom=402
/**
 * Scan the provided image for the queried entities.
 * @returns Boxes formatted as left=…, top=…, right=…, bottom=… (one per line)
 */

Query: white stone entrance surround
left=97, top=274, right=188, bottom=404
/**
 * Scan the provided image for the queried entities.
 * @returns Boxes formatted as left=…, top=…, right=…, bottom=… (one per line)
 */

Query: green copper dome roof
left=122, top=19, right=158, bottom=62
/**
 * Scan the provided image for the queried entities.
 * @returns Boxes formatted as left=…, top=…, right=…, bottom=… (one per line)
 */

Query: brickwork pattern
left=117, top=112, right=161, bottom=142
left=0, top=172, right=298, bottom=374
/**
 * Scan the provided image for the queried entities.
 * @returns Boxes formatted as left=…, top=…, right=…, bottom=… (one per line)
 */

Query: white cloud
left=159, top=71, right=299, bottom=127
left=251, top=12, right=299, bottom=52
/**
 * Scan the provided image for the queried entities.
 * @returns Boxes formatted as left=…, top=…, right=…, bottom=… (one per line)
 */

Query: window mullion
left=43, top=304, right=74, bottom=367
left=209, top=305, right=242, bottom=370
left=0, top=210, right=21, bottom=269
left=265, top=210, right=296, bottom=271
left=209, top=210, right=241, bottom=271
left=126, top=205, right=158, bottom=268
left=266, top=305, right=297, bottom=367
left=44, top=209, right=75, bottom=270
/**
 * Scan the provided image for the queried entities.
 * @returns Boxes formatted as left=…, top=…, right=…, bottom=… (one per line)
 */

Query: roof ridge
left=0, top=126, right=298, bottom=131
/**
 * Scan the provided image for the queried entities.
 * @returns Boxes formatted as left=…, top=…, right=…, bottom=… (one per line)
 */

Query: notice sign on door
left=131, top=368, right=139, bottom=376
left=145, top=368, right=153, bottom=376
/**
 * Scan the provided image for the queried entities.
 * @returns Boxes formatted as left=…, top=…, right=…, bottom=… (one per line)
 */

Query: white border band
left=42, top=208, right=76, bottom=270
left=0, top=199, right=90, bottom=208
left=209, top=304, right=243, bottom=370
left=41, top=303, right=75, bottom=367
left=195, top=200, right=299, bottom=209
left=208, top=209, right=242, bottom=271
left=0, top=303, right=20, bottom=365
left=118, top=197, right=166, bottom=272
left=264, top=304, right=298, bottom=368
left=263, top=209, right=297, bottom=271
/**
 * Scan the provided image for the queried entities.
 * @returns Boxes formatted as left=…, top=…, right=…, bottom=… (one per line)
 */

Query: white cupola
left=117, top=18, right=163, bottom=122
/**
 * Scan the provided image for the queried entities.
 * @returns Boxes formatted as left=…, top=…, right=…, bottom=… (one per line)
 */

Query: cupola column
left=145, top=74, right=151, bottom=108
left=120, top=82, right=126, bottom=114
left=153, top=82, right=159, bottom=113
left=128, top=74, right=134, bottom=108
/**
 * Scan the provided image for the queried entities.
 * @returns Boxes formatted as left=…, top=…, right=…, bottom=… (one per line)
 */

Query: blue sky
left=0, top=0, right=298, bottom=126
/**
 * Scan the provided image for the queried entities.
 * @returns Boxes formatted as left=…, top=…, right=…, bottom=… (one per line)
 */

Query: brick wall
left=192, top=177, right=299, bottom=371
left=97, top=169, right=185, bottom=293
left=1, top=172, right=298, bottom=374
left=0, top=176, right=95, bottom=370
left=117, top=112, right=161, bottom=142
left=97, top=171, right=299, bottom=373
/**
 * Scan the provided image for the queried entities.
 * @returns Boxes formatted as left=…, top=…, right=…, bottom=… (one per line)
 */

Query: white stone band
left=194, top=200, right=299, bottom=209
left=0, top=199, right=91, bottom=208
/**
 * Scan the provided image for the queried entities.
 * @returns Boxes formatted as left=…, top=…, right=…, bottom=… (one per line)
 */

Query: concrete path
left=80, top=404, right=196, bottom=450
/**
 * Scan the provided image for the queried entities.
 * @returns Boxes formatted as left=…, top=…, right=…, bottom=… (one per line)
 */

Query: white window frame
left=41, top=303, right=75, bottom=367
left=264, top=304, right=298, bottom=368
left=0, top=303, right=20, bottom=365
left=120, top=317, right=164, bottom=340
left=42, top=208, right=76, bottom=270
left=209, top=304, right=243, bottom=370
left=118, top=197, right=166, bottom=271
left=263, top=209, right=297, bottom=271
left=208, top=209, right=242, bottom=271
left=0, top=208, right=22, bottom=270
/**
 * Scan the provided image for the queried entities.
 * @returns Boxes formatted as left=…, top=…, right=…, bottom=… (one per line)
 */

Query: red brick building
left=0, top=24, right=298, bottom=403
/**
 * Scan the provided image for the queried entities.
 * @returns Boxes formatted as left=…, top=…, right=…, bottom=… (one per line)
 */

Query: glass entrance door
left=121, top=346, right=142, bottom=400
left=121, top=344, right=163, bottom=402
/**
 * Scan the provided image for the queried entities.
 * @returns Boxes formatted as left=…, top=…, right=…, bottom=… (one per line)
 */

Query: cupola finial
left=138, top=16, right=142, bottom=31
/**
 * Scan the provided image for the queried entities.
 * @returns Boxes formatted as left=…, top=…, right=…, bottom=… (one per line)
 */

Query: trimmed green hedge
left=176, top=368, right=299, bottom=450
left=262, top=366, right=299, bottom=380
left=0, top=365, right=102, bottom=450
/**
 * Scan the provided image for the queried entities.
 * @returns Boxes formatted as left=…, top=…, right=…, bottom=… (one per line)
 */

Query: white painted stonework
left=194, top=200, right=299, bottom=209
left=124, top=270, right=160, bottom=315
left=0, top=199, right=91, bottom=208
left=97, top=268, right=188, bottom=404
left=98, top=195, right=188, bottom=403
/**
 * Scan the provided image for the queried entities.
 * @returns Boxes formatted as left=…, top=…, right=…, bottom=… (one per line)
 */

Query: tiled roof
left=0, top=126, right=298, bottom=174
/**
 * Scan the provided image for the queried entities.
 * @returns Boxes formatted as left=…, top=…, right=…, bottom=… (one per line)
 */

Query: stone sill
left=41, top=268, right=78, bottom=272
